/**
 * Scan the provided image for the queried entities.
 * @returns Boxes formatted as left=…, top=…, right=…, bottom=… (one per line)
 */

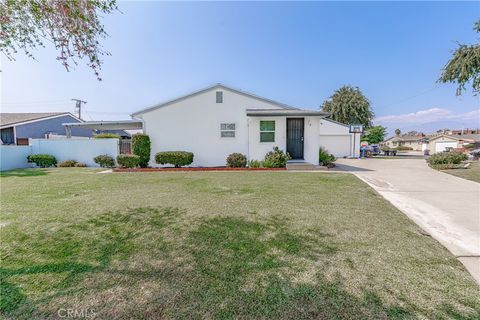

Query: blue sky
left=1, top=1, right=479, bottom=134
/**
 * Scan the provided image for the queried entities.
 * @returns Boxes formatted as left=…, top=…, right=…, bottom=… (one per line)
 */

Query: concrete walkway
left=336, top=158, right=480, bottom=284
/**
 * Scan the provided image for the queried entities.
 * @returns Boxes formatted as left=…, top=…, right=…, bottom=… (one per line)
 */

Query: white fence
left=0, top=146, right=32, bottom=171
left=0, top=138, right=119, bottom=171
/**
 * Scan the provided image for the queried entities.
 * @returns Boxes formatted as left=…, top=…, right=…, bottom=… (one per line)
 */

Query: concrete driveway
left=336, top=158, right=480, bottom=283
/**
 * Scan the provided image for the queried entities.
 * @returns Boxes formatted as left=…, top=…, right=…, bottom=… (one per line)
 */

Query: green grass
left=0, top=168, right=479, bottom=319
left=441, top=161, right=480, bottom=183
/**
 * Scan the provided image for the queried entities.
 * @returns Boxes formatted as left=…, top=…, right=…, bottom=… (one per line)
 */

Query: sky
left=1, top=1, right=479, bottom=136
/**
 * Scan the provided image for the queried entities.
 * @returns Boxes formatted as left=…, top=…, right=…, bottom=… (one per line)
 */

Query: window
left=216, top=91, right=223, bottom=103
left=220, top=123, right=235, bottom=138
left=260, top=121, right=275, bottom=142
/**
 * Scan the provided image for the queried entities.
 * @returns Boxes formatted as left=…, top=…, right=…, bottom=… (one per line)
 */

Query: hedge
left=132, top=134, right=151, bottom=168
left=116, top=154, right=140, bottom=168
left=395, top=146, right=413, bottom=151
left=58, top=160, right=77, bottom=167
left=93, top=154, right=115, bottom=168
left=248, top=160, right=263, bottom=168
left=155, top=151, right=194, bottom=167
left=226, top=153, right=247, bottom=168
left=27, top=154, right=57, bottom=167
left=263, top=147, right=291, bottom=168
left=427, top=151, right=467, bottom=166
left=319, top=147, right=336, bottom=166
left=93, top=133, right=120, bottom=139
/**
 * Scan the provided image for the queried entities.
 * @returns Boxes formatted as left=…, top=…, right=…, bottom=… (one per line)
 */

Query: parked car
left=470, top=149, right=480, bottom=160
left=369, top=144, right=381, bottom=156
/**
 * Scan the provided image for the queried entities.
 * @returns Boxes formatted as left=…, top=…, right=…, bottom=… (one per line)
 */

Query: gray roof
left=384, top=135, right=424, bottom=142
left=0, top=112, right=70, bottom=127
left=246, top=109, right=329, bottom=117
left=131, top=83, right=300, bottom=117
left=452, top=133, right=480, bottom=141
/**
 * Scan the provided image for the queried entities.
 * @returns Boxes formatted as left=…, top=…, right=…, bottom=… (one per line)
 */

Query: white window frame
left=260, top=120, right=275, bottom=143
left=220, top=123, right=235, bottom=138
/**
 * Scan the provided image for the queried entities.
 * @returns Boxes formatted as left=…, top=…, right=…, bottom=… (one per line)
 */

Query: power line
left=375, top=86, right=440, bottom=110
left=84, top=110, right=131, bottom=115
left=2, top=100, right=71, bottom=105
left=71, top=98, right=87, bottom=120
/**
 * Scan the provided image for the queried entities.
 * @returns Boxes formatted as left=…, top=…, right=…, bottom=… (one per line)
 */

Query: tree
left=395, top=129, right=401, bottom=136
left=321, top=85, right=373, bottom=128
left=438, top=20, right=480, bottom=95
left=362, top=125, right=387, bottom=144
left=0, top=0, right=117, bottom=80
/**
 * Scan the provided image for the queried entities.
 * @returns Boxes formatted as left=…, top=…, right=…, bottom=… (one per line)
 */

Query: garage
left=319, top=135, right=352, bottom=157
left=435, top=141, right=458, bottom=152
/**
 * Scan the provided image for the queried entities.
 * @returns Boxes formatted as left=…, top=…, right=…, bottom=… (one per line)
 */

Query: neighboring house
left=382, top=135, right=425, bottom=151
left=426, top=134, right=478, bottom=153
left=447, top=129, right=480, bottom=136
left=131, top=84, right=360, bottom=167
left=0, top=112, right=92, bottom=145
left=0, top=112, right=130, bottom=145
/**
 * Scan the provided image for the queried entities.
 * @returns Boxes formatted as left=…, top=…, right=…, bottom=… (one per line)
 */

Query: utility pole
left=71, top=98, right=87, bottom=120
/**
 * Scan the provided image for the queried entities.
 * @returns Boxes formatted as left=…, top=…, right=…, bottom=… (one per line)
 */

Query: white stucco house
left=131, top=84, right=360, bottom=167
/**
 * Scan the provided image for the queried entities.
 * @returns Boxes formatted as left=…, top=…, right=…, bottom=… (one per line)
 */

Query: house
left=426, top=134, right=479, bottom=153
left=0, top=112, right=93, bottom=145
left=131, top=84, right=360, bottom=167
left=382, top=134, right=425, bottom=151
left=0, top=112, right=130, bottom=145
left=446, top=129, right=480, bottom=136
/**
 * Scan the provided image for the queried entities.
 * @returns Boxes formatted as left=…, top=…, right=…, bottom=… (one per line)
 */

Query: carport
left=62, top=120, right=144, bottom=138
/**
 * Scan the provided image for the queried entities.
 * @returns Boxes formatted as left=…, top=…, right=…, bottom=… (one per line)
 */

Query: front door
left=286, top=118, right=304, bottom=159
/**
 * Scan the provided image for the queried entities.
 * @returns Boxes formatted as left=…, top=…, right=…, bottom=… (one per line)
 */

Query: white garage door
left=435, top=141, right=457, bottom=152
left=319, top=135, right=351, bottom=157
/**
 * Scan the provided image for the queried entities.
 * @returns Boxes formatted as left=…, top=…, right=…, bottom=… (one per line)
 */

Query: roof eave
left=131, top=83, right=300, bottom=117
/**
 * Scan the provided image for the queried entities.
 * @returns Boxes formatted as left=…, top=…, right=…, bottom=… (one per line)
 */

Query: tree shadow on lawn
left=0, top=207, right=179, bottom=319
left=0, top=169, right=48, bottom=178
left=154, top=216, right=418, bottom=319
left=1, top=210, right=478, bottom=319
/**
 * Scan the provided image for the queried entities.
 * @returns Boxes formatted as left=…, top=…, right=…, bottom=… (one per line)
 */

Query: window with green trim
left=260, top=120, right=275, bottom=142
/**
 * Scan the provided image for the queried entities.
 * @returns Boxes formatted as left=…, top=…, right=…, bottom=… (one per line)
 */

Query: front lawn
left=442, top=161, right=480, bottom=183
left=1, top=169, right=478, bottom=319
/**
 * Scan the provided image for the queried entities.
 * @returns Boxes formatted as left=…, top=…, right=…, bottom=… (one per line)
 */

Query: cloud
left=375, top=108, right=479, bottom=125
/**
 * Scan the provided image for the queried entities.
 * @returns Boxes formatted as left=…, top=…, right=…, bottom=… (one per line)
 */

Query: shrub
left=58, top=160, right=77, bottom=167
left=226, top=153, right=247, bottom=168
left=27, top=154, right=57, bottom=167
left=319, top=147, right=336, bottom=166
left=155, top=151, right=194, bottom=167
left=395, top=146, right=413, bottom=151
left=117, top=154, right=140, bottom=168
left=132, top=134, right=151, bottom=168
left=249, top=160, right=263, bottom=168
left=263, top=147, right=291, bottom=168
left=93, top=154, right=115, bottom=168
left=427, top=151, right=468, bottom=167
left=75, top=162, right=87, bottom=167
left=463, top=143, right=475, bottom=150
left=93, top=133, right=120, bottom=139
left=429, top=163, right=460, bottom=170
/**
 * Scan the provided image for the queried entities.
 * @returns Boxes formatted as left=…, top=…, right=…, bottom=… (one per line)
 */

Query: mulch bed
left=113, top=167, right=287, bottom=172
